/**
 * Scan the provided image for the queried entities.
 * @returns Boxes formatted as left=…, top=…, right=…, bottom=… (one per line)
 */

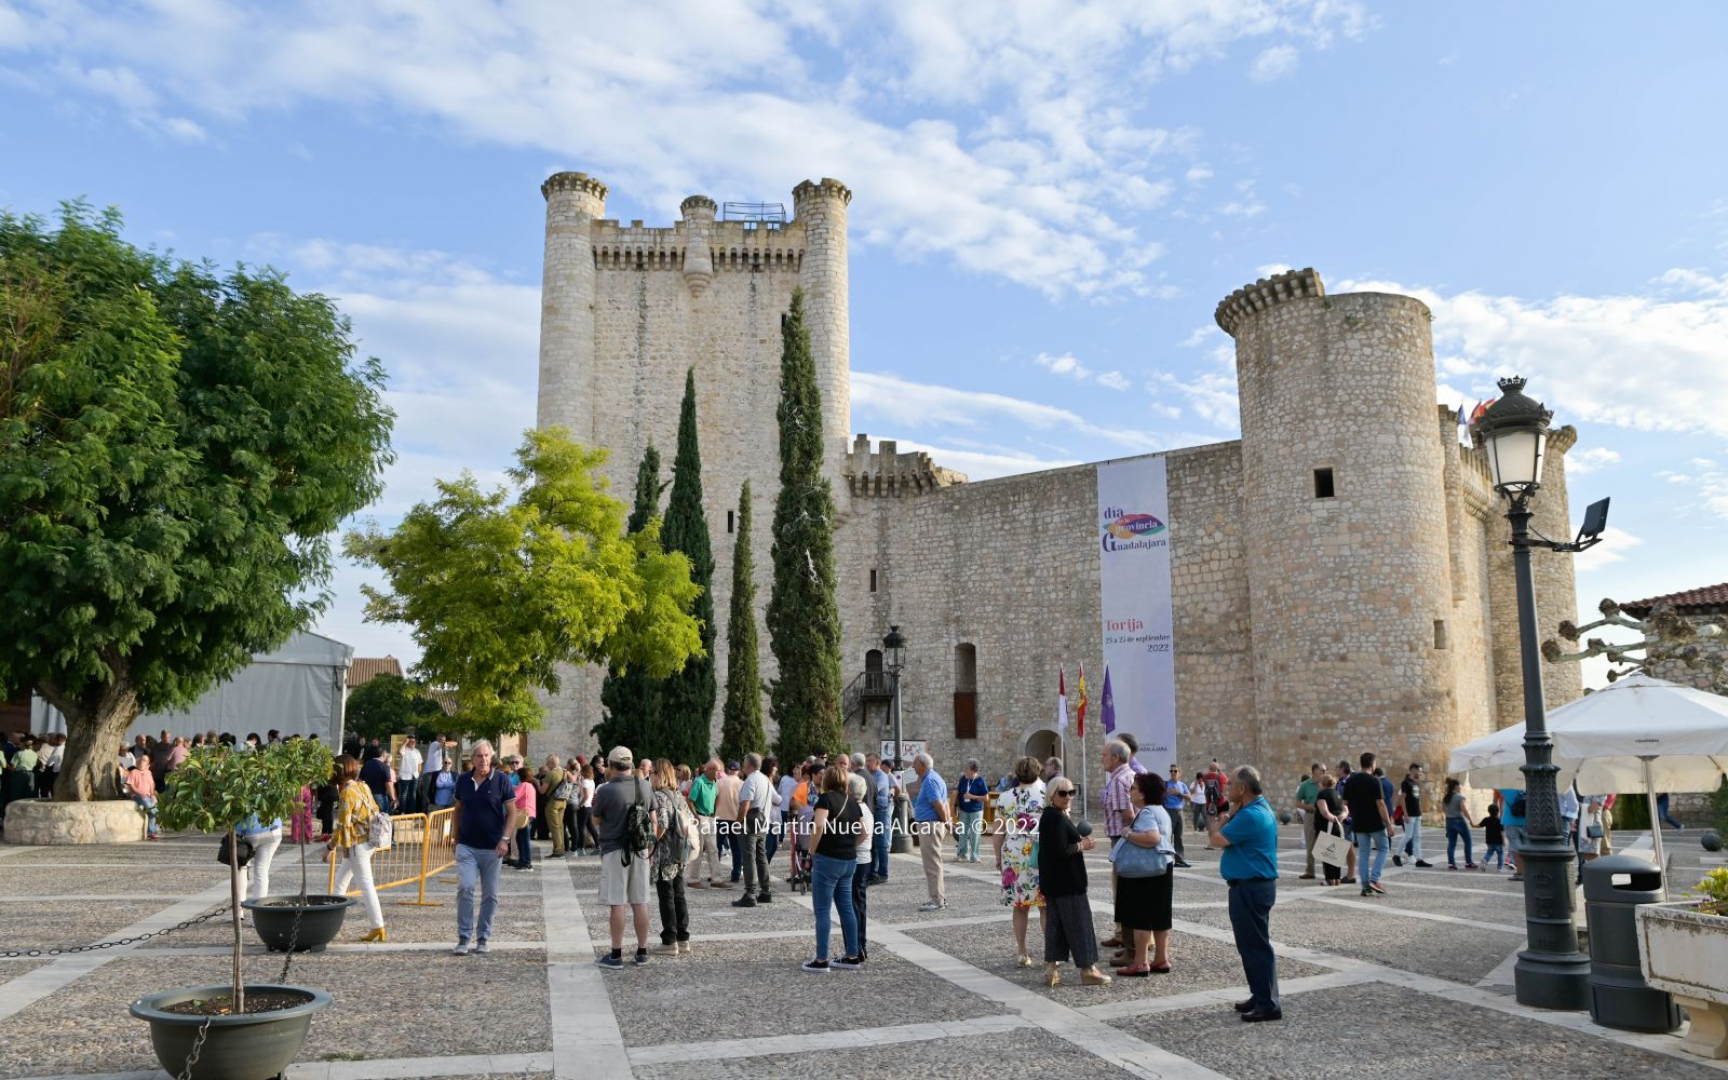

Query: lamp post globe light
left=1478, top=376, right=1591, bottom=1010
left=884, top=625, right=911, bottom=854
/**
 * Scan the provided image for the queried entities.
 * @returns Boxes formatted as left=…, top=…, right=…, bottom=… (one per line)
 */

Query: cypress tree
left=594, top=442, right=665, bottom=752
left=766, top=290, right=845, bottom=761
left=718, top=480, right=765, bottom=762
left=659, top=369, right=717, bottom=766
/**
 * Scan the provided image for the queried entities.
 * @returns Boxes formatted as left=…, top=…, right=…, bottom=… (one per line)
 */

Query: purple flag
left=1101, top=666, right=1116, bottom=734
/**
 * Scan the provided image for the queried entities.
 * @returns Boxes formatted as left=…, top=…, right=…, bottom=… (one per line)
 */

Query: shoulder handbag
left=365, top=787, right=394, bottom=850
left=217, top=833, right=255, bottom=868
left=1110, top=808, right=1172, bottom=879
left=553, top=775, right=578, bottom=802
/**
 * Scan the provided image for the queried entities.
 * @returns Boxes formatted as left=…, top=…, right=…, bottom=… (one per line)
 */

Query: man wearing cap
left=715, top=760, right=744, bottom=887
left=591, top=746, right=656, bottom=968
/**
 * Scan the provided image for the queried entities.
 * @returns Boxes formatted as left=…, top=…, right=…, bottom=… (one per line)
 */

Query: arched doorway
left=1024, top=728, right=1059, bottom=763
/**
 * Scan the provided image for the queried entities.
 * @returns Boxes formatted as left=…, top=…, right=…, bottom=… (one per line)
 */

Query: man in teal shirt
left=688, top=761, right=722, bottom=888
left=1295, top=764, right=1322, bottom=878
left=1209, top=765, right=1281, bottom=1022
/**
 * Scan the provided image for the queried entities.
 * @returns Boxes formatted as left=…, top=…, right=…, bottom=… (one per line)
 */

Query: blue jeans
left=1445, top=818, right=1474, bottom=866
left=1228, top=878, right=1279, bottom=1012
left=728, top=832, right=743, bottom=881
left=810, top=854, right=859, bottom=961
left=131, top=794, right=158, bottom=837
left=766, top=814, right=783, bottom=863
left=455, top=844, right=502, bottom=943
left=1356, top=829, right=1390, bottom=884
left=872, top=813, right=890, bottom=879
left=956, top=809, right=983, bottom=860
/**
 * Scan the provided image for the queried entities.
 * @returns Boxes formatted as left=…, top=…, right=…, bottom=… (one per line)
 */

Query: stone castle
left=533, top=171, right=1584, bottom=797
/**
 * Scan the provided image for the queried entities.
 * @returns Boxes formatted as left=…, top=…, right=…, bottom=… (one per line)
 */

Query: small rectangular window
left=869, top=569, right=878, bottom=593
left=1313, top=468, right=1336, bottom=499
left=1433, top=619, right=1449, bottom=650
left=727, top=510, right=735, bottom=534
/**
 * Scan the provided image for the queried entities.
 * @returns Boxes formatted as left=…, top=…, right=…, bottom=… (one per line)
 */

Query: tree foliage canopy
left=596, top=442, right=666, bottom=753
left=719, top=479, right=765, bottom=763
left=346, top=427, right=704, bottom=743
left=344, top=672, right=448, bottom=744
left=658, top=369, right=716, bottom=766
left=0, top=203, right=394, bottom=800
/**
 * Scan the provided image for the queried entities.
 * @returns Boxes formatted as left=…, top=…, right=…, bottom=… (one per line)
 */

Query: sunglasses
left=1052, top=789, right=1074, bottom=798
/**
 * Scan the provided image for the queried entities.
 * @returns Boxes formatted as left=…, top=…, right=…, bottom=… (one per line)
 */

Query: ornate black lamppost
left=1479, top=376, right=1601, bottom=1010
left=884, top=625, right=911, bottom=854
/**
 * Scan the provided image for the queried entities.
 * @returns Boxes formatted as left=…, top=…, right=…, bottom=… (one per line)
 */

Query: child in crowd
left=1479, top=803, right=1506, bottom=871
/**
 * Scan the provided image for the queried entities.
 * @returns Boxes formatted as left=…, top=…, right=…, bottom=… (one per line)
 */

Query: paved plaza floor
left=1, top=824, right=1725, bottom=1079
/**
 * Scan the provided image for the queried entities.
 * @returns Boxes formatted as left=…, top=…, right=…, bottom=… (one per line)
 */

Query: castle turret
left=792, top=178, right=852, bottom=472
left=1220, top=268, right=1459, bottom=778
left=679, top=195, right=716, bottom=297
left=537, top=171, right=608, bottom=438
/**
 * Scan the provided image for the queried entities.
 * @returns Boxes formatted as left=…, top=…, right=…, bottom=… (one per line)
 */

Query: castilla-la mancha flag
left=1076, top=664, right=1088, bottom=738
left=1056, top=667, right=1069, bottom=732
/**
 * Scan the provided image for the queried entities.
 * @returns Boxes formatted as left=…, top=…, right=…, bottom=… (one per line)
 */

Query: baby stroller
left=787, top=800, right=816, bottom=893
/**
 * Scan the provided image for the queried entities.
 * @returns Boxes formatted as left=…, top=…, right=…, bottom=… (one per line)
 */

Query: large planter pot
left=242, top=895, right=356, bottom=953
left=3, top=799, right=146, bottom=844
left=1636, top=902, right=1728, bottom=1058
left=130, top=983, right=331, bottom=1080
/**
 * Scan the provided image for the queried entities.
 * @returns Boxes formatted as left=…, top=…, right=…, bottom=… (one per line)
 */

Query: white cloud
left=851, top=370, right=1164, bottom=453
left=159, top=116, right=207, bottom=142
left=1, top=0, right=1369, bottom=299
left=878, top=437, right=1081, bottom=481
left=1249, top=44, right=1300, bottom=82
left=1097, top=370, right=1131, bottom=391
left=1567, top=446, right=1621, bottom=475
left=1034, top=351, right=1093, bottom=379
left=1574, top=527, right=1644, bottom=574
left=1185, top=164, right=1213, bottom=184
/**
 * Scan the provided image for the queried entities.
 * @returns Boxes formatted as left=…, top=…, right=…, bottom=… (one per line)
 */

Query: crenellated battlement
left=589, top=217, right=808, bottom=272
left=541, top=171, right=609, bottom=203
left=1215, top=267, right=1326, bottom=337
left=844, top=434, right=967, bottom=497
left=793, top=177, right=853, bottom=206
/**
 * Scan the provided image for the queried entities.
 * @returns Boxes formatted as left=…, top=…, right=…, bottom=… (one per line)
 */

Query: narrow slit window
left=1313, top=468, right=1336, bottom=499
left=1433, top=619, right=1449, bottom=650
left=869, top=569, right=878, bottom=593
left=727, top=510, right=735, bottom=534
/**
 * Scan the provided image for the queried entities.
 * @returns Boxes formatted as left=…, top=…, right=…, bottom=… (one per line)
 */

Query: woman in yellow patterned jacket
left=327, top=753, right=387, bottom=943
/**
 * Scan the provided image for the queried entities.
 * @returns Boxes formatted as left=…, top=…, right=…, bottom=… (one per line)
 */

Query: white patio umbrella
left=1448, top=673, right=1728, bottom=883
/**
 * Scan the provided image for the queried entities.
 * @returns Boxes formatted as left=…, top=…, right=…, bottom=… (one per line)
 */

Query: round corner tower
left=792, top=178, right=852, bottom=471
left=537, top=171, right=609, bottom=439
left=1219, top=268, right=1458, bottom=779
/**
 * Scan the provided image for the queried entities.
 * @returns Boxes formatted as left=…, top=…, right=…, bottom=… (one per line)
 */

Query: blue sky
left=3, top=2, right=1724, bottom=676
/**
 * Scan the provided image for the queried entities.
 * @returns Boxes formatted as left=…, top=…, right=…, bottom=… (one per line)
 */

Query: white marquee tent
left=32, top=631, right=353, bottom=746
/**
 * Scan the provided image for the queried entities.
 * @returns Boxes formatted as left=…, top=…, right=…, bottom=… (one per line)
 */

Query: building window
left=869, top=568, right=878, bottom=593
left=953, top=643, right=977, bottom=739
left=727, top=509, right=735, bottom=534
left=1313, top=468, right=1336, bottom=499
left=1433, top=619, right=1449, bottom=650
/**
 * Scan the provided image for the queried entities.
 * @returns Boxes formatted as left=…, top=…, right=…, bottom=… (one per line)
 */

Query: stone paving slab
left=600, top=933, right=1008, bottom=1048
left=0, top=901, right=189, bottom=953
left=1113, top=980, right=1728, bottom=1080
left=0, top=866, right=231, bottom=899
left=161, top=897, right=545, bottom=948
left=0, top=959, right=50, bottom=986
left=632, top=1024, right=1141, bottom=1080
left=901, top=913, right=1334, bottom=1007
left=1175, top=902, right=1519, bottom=985
left=0, top=839, right=220, bottom=865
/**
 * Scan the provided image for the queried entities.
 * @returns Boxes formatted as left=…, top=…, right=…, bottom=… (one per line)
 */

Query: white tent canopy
left=32, top=631, right=353, bottom=746
left=1448, top=673, right=1728, bottom=794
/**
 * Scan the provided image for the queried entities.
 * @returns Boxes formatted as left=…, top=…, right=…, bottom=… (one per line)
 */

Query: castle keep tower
left=1219, top=269, right=1461, bottom=774
left=532, top=172, right=854, bottom=750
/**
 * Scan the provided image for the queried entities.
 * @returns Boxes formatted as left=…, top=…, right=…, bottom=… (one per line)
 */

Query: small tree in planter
left=135, top=743, right=333, bottom=1079
left=239, top=739, right=356, bottom=954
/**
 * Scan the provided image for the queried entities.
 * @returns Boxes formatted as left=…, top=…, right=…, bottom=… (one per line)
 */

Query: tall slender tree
left=718, top=480, right=765, bottom=762
left=595, top=442, right=666, bottom=751
left=766, top=290, right=845, bottom=761
left=660, top=369, right=717, bottom=766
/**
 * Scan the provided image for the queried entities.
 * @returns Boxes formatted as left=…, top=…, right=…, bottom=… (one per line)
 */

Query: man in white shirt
left=732, top=753, right=774, bottom=907
left=421, top=735, right=446, bottom=813
left=398, top=737, right=425, bottom=813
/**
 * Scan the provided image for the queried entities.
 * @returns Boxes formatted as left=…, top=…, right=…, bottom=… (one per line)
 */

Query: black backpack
left=1509, top=793, right=1528, bottom=819
left=621, top=780, right=656, bottom=864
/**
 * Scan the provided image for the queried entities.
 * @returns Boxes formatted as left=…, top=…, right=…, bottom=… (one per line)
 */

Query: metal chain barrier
left=175, top=1017, right=213, bottom=1080
left=1, top=904, right=232, bottom=958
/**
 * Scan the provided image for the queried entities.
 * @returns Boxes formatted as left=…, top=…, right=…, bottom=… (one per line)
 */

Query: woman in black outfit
left=1114, top=772, right=1175, bottom=975
left=1037, top=780, right=1112, bottom=987
left=1315, top=773, right=1346, bottom=885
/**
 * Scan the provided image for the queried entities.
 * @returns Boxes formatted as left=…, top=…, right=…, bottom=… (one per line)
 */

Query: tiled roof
left=1622, top=583, right=1728, bottom=618
left=346, top=656, right=404, bottom=689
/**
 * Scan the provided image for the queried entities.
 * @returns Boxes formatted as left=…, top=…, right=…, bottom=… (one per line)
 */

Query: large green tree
left=594, top=442, right=666, bottom=752
left=0, top=205, right=394, bottom=800
left=659, top=369, right=716, bottom=766
left=344, top=673, right=448, bottom=745
left=718, top=480, right=765, bottom=763
left=346, top=428, right=703, bottom=743
left=766, top=290, right=844, bottom=761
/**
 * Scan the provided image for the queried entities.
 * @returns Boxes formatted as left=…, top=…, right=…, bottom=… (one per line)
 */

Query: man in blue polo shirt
left=1208, top=765, right=1281, bottom=1023
left=450, top=740, right=520, bottom=956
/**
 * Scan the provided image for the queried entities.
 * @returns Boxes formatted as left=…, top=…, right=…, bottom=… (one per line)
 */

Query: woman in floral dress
left=992, top=755, right=1046, bottom=967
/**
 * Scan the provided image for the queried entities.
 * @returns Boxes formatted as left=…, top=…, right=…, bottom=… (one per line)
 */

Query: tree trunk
left=40, top=675, right=141, bottom=802
left=229, top=827, right=244, bottom=1014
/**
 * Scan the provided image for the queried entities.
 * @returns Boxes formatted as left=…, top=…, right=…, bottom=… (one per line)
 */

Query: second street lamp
left=884, top=625, right=911, bottom=854
left=1478, top=375, right=1598, bottom=1010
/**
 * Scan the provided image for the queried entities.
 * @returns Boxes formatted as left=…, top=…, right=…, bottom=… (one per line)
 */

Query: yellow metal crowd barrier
left=327, top=807, right=458, bottom=907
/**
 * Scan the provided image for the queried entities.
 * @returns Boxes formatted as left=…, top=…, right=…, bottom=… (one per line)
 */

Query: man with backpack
left=592, top=746, right=657, bottom=969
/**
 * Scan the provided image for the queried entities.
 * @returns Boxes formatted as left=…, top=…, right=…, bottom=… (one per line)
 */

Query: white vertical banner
left=1095, top=457, right=1176, bottom=765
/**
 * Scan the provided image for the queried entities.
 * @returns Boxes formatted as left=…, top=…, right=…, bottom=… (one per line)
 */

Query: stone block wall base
left=3, top=799, right=147, bottom=845
left=1679, top=996, right=1728, bottom=1059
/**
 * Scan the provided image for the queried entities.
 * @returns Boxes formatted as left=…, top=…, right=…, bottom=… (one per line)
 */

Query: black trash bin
left=1583, top=854, right=1682, bottom=1032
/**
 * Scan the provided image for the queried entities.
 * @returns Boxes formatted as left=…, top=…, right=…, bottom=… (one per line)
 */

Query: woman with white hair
left=846, top=771, right=875, bottom=961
